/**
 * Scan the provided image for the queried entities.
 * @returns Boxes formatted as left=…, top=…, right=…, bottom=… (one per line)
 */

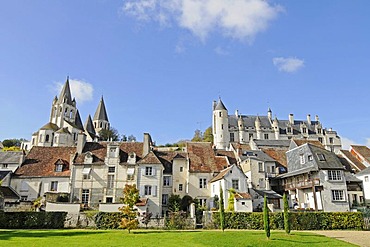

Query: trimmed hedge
left=95, top=212, right=123, bottom=229
left=212, top=212, right=364, bottom=230
left=0, top=211, right=67, bottom=229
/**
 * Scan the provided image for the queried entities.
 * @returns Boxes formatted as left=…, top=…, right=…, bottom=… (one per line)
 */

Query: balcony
left=284, top=178, right=320, bottom=190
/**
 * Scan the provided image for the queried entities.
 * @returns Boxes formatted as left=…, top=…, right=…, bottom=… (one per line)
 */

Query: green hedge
left=95, top=212, right=123, bottom=229
left=212, top=212, right=364, bottom=230
left=0, top=212, right=67, bottom=229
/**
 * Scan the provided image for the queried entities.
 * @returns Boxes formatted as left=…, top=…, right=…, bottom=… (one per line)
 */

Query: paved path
left=308, top=231, right=370, bottom=247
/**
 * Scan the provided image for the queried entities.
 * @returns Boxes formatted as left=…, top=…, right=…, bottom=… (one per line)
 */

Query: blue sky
left=0, top=1, right=370, bottom=148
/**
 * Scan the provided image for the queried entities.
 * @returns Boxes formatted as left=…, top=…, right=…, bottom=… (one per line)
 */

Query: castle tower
left=272, top=116, right=280, bottom=139
left=212, top=99, right=229, bottom=149
left=93, top=96, right=110, bottom=135
left=255, top=116, right=262, bottom=139
left=50, top=77, right=77, bottom=128
left=238, top=115, right=245, bottom=143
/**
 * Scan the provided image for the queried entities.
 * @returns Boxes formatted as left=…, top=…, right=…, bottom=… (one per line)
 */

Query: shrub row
left=212, top=212, right=364, bottom=230
left=95, top=212, right=122, bottom=229
left=0, top=212, right=67, bottom=229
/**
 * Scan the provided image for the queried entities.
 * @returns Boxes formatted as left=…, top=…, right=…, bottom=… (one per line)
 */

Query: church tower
left=93, top=96, right=110, bottom=135
left=50, top=77, right=77, bottom=128
left=213, top=99, right=229, bottom=150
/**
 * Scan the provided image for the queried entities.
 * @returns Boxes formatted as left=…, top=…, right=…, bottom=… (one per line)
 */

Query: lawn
left=0, top=229, right=357, bottom=247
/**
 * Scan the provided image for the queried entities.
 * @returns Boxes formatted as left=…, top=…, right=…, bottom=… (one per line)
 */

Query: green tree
left=191, top=129, right=203, bottom=142
left=263, top=195, right=270, bottom=239
left=99, top=127, right=120, bottom=141
left=2, top=138, right=26, bottom=147
left=202, top=127, right=213, bottom=143
left=283, top=193, right=291, bottom=234
left=127, top=135, right=136, bottom=142
left=180, top=195, right=193, bottom=212
left=119, top=184, right=139, bottom=233
left=219, top=184, right=225, bottom=231
left=168, top=194, right=181, bottom=212
left=227, top=188, right=235, bottom=212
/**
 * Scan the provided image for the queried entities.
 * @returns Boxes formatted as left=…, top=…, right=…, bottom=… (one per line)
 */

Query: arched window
left=45, top=134, right=50, bottom=142
left=100, top=122, right=102, bottom=128
left=64, top=108, right=68, bottom=117
left=70, top=110, right=73, bottom=119
left=59, top=107, right=62, bottom=116
left=39, top=134, right=43, bottom=142
left=54, top=107, right=57, bottom=117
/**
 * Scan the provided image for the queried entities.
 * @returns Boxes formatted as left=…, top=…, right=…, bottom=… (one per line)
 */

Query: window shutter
left=153, top=185, right=157, bottom=197
left=140, top=186, right=144, bottom=196
left=152, top=167, right=156, bottom=176
left=323, top=170, right=328, bottom=181
left=141, top=167, right=146, bottom=176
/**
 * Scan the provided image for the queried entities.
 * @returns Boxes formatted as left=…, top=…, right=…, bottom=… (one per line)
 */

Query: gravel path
left=308, top=231, right=370, bottom=247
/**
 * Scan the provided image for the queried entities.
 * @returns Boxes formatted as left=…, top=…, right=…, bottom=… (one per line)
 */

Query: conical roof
left=215, top=99, right=227, bottom=111
left=74, top=110, right=84, bottom=130
left=58, top=78, right=73, bottom=105
left=84, top=115, right=96, bottom=135
left=93, top=96, right=109, bottom=121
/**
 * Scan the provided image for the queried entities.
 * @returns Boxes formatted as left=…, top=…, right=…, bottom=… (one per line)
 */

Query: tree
left=263, top=195, right=270, bottom=239
left=203, top=127, right=213, bottom=143
left=141, top=208, right=153, bottom=229
left=99, top=127, right=119, bottom=141
left=227, top=188, right=235, bottom=212
left=127, top=135, right=136, bottom=142
left=283, top=193, right=291, bottom=234
left=191, top=129, right=203, bottom=142
left=219, top=184, right=225, bottom=231
left=2, top=138, right=27, bottom=147
left=119, top=184, right=139, bottom=233
left=213, top=195, right=219, bottom=210
left=168, top=194, right=181, bottom=212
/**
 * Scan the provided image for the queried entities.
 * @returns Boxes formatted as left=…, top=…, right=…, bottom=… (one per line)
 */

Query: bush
left=0, top=212, right=66, bottom=229
left=212, top=211, right=364, bottom=230
left=95, top=212, right=123, bottom=229
left=165, top=211, right=193, bottom=230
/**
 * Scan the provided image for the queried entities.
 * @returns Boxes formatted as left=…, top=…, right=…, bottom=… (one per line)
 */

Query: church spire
left=58, top=77, right=73, bottom=105
left=93, top=96, right=109, bottom=122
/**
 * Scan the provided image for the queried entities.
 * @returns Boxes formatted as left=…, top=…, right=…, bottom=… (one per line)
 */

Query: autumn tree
left=119, top=184, right=139, bottom=233
left=202, top=127, right=213, bottom=143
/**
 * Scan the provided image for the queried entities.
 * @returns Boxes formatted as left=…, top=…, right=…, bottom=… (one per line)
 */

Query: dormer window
left=302, top=127, right=307, bottom=134
left=317, top=153, right=326, bottom=161
left=317, top=128, right=322, bottom=134
left=287, top=127, right=292, bottom=133
left=55, top=159, right=65, bottom=172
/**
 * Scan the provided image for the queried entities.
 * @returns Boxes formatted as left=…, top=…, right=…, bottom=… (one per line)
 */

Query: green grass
left=0, top=229, right=357, bottom=247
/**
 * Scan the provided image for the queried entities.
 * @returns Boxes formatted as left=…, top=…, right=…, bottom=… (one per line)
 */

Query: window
left=163, top=176, right=171, bottom=186
left=45, top=134, right=50, bottom=142
left=232, top=179, right=239, bottom=190
left=180, top=167, right=183, bottom=172
left=318, top=137, right=323, bottom=143
left=249, top=133, right=253, bottom=140
left=332, top=190, right=345, bottom=201
left=221, top=124, right=224, bottom=130
left=106, top=197, right=113, bottom=203
left=108, top=167, right=115, bottom=173
left=300, top=154, right=305, bottom=164
left=199, top=178, right=207, bottom=189
left=199, top=199, right=207, bottom=207
left=82, top=189, right=90, bottom=204
left=302, top=127, right=307, bottom=134
left=329, top=137, right=333, bottom=144
left=145, top=167, right=153, bottom=176
left=144, top=185, right=152, bottom=195
left=271, top=165, right=275, bottom=173
left=287, top=127, right=292, bottom=133
left=55, top=164, right=63, bottom=172
left=219, top=112, right=222, bottom=117
left=179, top=184, right=183, bottom=191
left=258, top=162, right=264, bottom=172
left=2, top=164, right=8, bottom=169
left=365, top=176, right=369, bottom=182
left=107, top=175, right=114, bottom=189
left=162, top=194, right=169, bottom=205
left=230, top=133, right=234, bottom=142
left=264, top=134, right=269, bottom=140
left=317, top=153, right=326, bottom=161
left=328, top=170, right=342, bottom=181
left=317, top=128, right=322, bottom=134
left=50, top=181, right=58, bottom=191
left=21, top=196, right=28, bottom=201
left=308, top=155, right=313, bottom=161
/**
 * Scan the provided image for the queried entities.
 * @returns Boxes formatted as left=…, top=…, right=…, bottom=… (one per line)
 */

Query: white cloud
left=273, top=57, right=304, bottom=73
left=54, top=79, right=94, bottom=104
left=122, top=0, right=283, bottom=42
left=341, top=137, right=358, bottom=150
left=214, top=46, right=230, bottom=55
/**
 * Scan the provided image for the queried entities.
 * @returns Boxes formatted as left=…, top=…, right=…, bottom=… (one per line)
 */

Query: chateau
left=212, top=99, right=342, bottom=153
left=25, top=78, right=110, bottom=150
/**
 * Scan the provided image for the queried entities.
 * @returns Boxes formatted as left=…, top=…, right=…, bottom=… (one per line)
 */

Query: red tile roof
left=215, top=150, right=237, bottom=165
left=138, top=151, right=162, bottom=164
left=209, top=166, right=232, bottom=183
left=339, top=150, right=367, bottom=171
left=292, top=139, right=324, bottom=148
left=235, top=192, right=252, bottom=200
left=350, top=145, right=370, bottom=163
left=15, top=146, right=76, bottom=177
left=187, top=142, right=226, bottom=173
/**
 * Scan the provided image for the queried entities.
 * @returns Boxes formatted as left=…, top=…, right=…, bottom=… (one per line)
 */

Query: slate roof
left=351, top=145, right=370, bottom=163
left=344, top=172, right=362, bottom=183
left=93, top=96, right=109, bottom=121
left=74, top=110, right=84, bottom=130
left=253, top=140, right=291, bottom=148
left=84, top=115, right=96, bottom=137
left=15, top=146, right=76, bottom=177
left=309, top=144, right=344, bottom=170
left=356, top=166, right=370, bottom=176
left=0, top=171, right=11, bottom=181
left=252, top=189, right=282, bottom=199
left=154, top=151, right=187, bottom=174
left=262, top=148, right=288, bottom=167
left=0, top=186, right=20, bottom=199
left=340, top=150, right=367, bottom=171
left=57, top=78, right=73, bottom=105
left=230, top=143, right=251, bottom=152
left=214, top=99, right=227, bottom=111
left=0, top=151, right=23, bottom=164
left=187, top=142, right=226, bottom=173
left=240, top=150, right=276, bottom=162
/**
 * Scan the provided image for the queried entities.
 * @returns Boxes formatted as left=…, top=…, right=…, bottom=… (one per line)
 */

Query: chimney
left=143, top=133, right=152, bottom=157
left=307, top=114, right=311, bottom=124
left=235, top=109, right=239, bottom=117
left=289, top=114, right=294, bottom=124
left=19, top=150, right=26, bottom=165
left=315, top=115, right=319, bottom=122
left=77, top=132, right=86, bottom=154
